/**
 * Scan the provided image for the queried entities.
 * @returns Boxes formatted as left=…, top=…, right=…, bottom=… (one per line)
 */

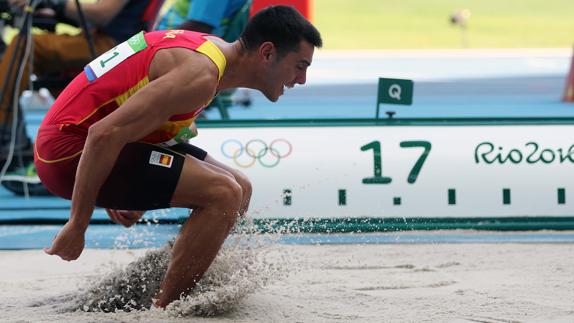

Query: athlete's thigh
left=169, top=154, right=237, bottom=209
left=98, top=142, right=229, bottom=210
left=97, top=142, right=186, bottom=210
left=202, top=155, right=244, bottom=180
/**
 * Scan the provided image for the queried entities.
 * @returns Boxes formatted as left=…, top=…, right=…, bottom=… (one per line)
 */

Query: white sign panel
left=191, top=124, right=574, bottom=219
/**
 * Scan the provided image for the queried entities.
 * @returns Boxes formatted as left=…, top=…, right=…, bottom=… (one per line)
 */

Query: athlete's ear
left=259, top=42, right=275, bottom=62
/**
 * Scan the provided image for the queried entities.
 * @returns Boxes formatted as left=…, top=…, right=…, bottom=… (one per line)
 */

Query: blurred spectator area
left=250, top=0, right=313, bottom=21
left=158, top=0, right=313, bottom=23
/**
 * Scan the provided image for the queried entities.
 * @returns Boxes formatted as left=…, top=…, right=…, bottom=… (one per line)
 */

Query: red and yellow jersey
left=41, top=29, right=226, bottom=147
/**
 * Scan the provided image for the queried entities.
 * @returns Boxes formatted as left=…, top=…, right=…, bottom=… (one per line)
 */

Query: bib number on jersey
left=84, top=31, right=148, bottom=82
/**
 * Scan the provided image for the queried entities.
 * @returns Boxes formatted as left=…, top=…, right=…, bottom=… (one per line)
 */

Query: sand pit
left=0, top=235, right=573, bottom=322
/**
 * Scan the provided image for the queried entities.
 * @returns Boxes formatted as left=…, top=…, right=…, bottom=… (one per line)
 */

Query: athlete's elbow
left=87, top=123, right=125, bottom=148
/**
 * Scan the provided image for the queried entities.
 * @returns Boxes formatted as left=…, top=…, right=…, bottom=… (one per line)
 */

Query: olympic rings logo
left=221, top=139, right=293, bottom=168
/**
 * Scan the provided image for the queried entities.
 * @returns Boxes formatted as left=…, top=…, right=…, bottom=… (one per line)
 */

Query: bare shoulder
left=149, top=47, right=219, bottom=90
left=147, top=48, right=219, bottom=114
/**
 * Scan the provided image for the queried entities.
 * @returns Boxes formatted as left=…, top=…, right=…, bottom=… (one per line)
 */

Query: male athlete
left=35, top=6, right=322, bottom=307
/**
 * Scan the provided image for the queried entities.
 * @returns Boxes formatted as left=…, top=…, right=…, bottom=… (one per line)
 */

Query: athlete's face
left=260, top=40, right=314, bottom=102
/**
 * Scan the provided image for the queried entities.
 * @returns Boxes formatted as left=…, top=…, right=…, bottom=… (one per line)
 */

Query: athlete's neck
left=216, top=40, right=260, bottom=91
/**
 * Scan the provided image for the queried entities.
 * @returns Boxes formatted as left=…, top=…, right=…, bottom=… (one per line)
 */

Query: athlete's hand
left=106, top=209, right=145, bottom=227
left=44, top=221, right=86, bottom=261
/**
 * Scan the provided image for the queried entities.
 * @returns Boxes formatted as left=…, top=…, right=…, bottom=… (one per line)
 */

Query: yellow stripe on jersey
left=196, top=40, right=226, bottom=81
left=115, top=76, right=150, bottom=106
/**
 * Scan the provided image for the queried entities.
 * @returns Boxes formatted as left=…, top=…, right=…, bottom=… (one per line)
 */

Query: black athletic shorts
left=96, top=142, right=207, bottom=210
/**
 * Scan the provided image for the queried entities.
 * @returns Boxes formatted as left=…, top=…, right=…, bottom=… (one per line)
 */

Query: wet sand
left=0, top=239, right=573, bottom=322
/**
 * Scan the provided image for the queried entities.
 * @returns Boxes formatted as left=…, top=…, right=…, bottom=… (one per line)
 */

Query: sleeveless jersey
left=41, top=30, right=226, bottom=148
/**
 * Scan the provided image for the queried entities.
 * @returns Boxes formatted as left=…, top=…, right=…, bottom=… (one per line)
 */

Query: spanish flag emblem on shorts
left=149, top=151, right=174, bottom=168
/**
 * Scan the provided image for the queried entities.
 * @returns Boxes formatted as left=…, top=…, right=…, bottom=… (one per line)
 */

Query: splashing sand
left=74, top=232, right=289, bottom=316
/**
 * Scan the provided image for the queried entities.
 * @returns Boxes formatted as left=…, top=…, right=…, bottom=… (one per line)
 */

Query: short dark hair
left=240, top=5, right=323, bottom=57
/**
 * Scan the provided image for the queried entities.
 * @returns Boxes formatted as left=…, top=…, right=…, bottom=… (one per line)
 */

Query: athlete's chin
left=263, top=91, right=281, bottom=102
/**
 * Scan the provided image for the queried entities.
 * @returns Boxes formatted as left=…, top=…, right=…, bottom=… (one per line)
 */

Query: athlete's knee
left=206, top=175, right=242, bottom=230
left=233, top=170, right=252, bottom=200
left=208, top=174, right=243, bottom=211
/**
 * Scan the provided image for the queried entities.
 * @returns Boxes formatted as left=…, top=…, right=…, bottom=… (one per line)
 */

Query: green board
left=377, top=77, right=414, bottom=106
left=376, top=77, right=414, bottom=119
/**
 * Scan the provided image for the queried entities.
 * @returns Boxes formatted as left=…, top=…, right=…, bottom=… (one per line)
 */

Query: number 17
left=361, top=140, right=431, bottom=184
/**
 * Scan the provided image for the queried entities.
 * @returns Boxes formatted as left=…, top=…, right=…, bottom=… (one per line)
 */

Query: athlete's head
left=240, top=6, right=323, bottom=102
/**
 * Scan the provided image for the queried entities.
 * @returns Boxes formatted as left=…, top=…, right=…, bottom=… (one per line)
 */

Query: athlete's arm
left=45, top=50, right=218, bottom=261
